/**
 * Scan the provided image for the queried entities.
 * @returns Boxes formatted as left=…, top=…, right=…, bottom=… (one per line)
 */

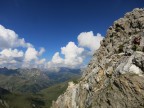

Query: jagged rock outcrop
left=51, top=8, right=144, bottom=108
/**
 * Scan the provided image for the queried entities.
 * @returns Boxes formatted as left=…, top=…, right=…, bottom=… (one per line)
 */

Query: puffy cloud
left=61, top=42, right=84, bottom=67
left=0, top=47, right=47, bottom=69
left=24, top=47, right=38, bottom=62
left=24, top=47, right=46, bottom=62
left=47, top=32, right=104, bottom=71
left=0, top=24, right=47, bottom=69
left=0, top=24, right=104, bottom=71
left=47, top=52, right=64, bottom=72
left=51, top=52, right=64, bottom=64
left=0, top=48, right=24, bottom=69
left=78, top=31, right=104, bottom=52
left=23, top=47, right=47, bottom=69
left=0, top=48, right=24, bottom=58
left=0, top=25, right=32, bottom=49
left=47, top=42, right=85, bottom=71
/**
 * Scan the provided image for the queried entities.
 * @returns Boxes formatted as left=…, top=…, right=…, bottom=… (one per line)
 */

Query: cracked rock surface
left=51, top=8, right=144, bottom=108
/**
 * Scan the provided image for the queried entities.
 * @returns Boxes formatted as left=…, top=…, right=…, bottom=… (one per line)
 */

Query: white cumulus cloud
left=0, top=48, right=24, bottom=58
left=51, top=52, right=64, bottom=64
left=24, top=47, right=38, bottom=62
left=23, top=47, right=47, bottom=69
left=61, top=42, right=84, bottom=67
left=0, top=25, right=32, bottom=49
left=0, top=24, right=47, bottom=69
left=0, top=48, right=24, bottom=69
left=0, top=24, right=104, bottom=71
left=47, top=31, right=104, bottom=71
left=47, top=42, right=85, bottom=71
left=78, top=31, right=104, bottom=52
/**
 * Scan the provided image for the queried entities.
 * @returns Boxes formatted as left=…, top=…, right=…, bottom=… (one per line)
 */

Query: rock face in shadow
left=0, top=87, right=10, bottom=95
left=51, top=8, right=144, bottom=108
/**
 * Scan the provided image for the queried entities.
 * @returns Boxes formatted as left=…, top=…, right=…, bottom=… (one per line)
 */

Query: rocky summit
left=51, top=8, right=144, bottom=108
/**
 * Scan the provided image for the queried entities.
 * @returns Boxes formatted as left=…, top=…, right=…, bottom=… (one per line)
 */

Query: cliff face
left=51, top=8, right=144, bottom=108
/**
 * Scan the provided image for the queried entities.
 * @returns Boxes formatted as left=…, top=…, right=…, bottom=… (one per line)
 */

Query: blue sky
left=0, top=0, right=143, bottom=70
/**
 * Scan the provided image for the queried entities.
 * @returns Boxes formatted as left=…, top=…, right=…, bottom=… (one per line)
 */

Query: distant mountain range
left=0, top=81, right=70, bottom=108
left=0, top=67, right=81, bottom=93
left=0, top=67, right=81, bottom=108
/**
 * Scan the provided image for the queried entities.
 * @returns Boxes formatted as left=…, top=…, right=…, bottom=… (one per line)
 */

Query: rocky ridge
left=51, top=8, right=144, bottom=108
